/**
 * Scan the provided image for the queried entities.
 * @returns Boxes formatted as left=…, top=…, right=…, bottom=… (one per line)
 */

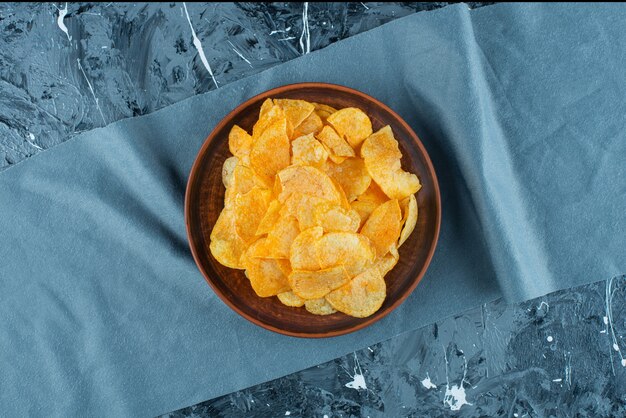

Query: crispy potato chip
left=222, top=156, right=239, bottom=189
left=234, top=188, right=272, bottom=243
left=313, top=102, right=337, bottom=122
left=328, top=177, right=352, bottom=212
left=356, top=181, right=388, bottom=205
left=264, top=214, right=300, bottom=259
left=276, top=259, right=292, bottom=276
left=290, top=226, right=324, bottom=271
left=327, top=154, right=347, bottom=165
left=277, top=165, right=342, bottom=204
left=244, top=246, right=290, bottom=297
left=277, top=291, right=305, bottom=307
left=252, top=99, right=282, bottom=138
left=375, top=244, right=399, bottom=277
left=350, top=200, right=378, bottom=229
left=289, top=265, right=351, bottom=299
left=361, top=126, right=421, bottom=200
left=399, top=194, right=418, bottom=247
left=281, top=192, right=328, bottom=231
left=325, top=158, right=371, bottom=202
left=291, top=133, right=328, bottom=170
left=274, top=99, right=315, bottom=138
left=292, top=111, right=323, bottom=138
left=228, top=125, right=252, bottom=165
left=210, top=208, right=247, bottom=269
left=314, top=202, right=360, bottom=233
left=316, top=125, right=355, bottom=159
left=255, top=199, right=282, bottom=236
left=360, top=199, right=402, bottom=257
left=305, top=298, right=337, bottom=315
left=315, top=232, right=376, bottom=277
left=325, top=267, right=386, bottom=318
left=327, top=107, right=373, bottom=149
left=250, top=117, right=291, bottom=186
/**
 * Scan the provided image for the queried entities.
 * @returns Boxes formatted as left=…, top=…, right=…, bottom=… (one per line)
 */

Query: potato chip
left=276, top=259, right=292, bottom=276
left=291, top=133, right=328, bottom=170
left=228, top=125, right=252, bottom=165
left=356, top=181, right=388, bottom=205
left=313, top=102, right=337, bottom=122
left=252, top=99, right=282, bottom=138
left=313, top=202, right=360, bottom=233
left=210, top=208, right=247, bottom=269
left=304, top=298, right=337, bottom=315
left=289, top=265, right=351, bottom=299
left=290, top=226, right=324, bottom=271
left=292, top=111, right=323, bottom=138
left=316, top=125, right=355, bottom=159
left=399, top=194, right=418, bottom=247
left=375, top=244, right=399, bottom=277
left=222, top=156, right=238, bottom=189
left=274, top=99, right=315, bottom=138
left=361, top=126, right=421, bottom=200
left=350, top=200, right=378, bottom=229
left=360, top=199, right=402, bottom=257
left=234, top=188, right=272, bottom=243
left=277, top=291, right=305, bottom=307
left=325, top=267, right=386, bottom=318
left=281, top=192, right=328, bottom=231
left=277, top=165, right=342, bottom=205
left=255, top=199, right=282, bottom=236
left=327, top=107, right=373, bottom=149
left=250, top=117, right=291, bottom=186
left=325, top=158, right=371, bottom=202
left=244, top=247, right=291, bottom=297
left=315, top=232, right=376, bottom=277
left=264, top=214, right=300, bottom=259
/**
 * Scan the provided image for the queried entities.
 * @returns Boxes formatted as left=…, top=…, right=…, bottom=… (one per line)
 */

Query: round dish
left=185, top=82, right=441, bottom=338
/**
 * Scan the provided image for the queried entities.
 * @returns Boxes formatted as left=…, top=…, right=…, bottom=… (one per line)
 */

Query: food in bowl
left=210, top=98, right=420, bottom=318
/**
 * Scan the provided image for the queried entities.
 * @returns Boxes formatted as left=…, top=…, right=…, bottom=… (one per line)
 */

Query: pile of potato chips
left=210, top=98, right=420, bottom=318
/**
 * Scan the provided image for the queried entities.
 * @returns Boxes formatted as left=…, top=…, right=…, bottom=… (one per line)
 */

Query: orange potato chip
left=290, top=226, right=324, bottom=271
left=234, top=188, right=272, bottom=243
left=304, top=298, right=337, bottom=315
left=210, top=208, right=247, bottom=269
left=292, top=111, right=324, bottom=138
left=244, top=247, right=290, bottom=297
left=316, top=125, right=355, bottom=159
left=252, top=99, right=282, bottom=138
left=255, top=199, right=282, bottom=236
left=249, top=117, right=291, bottom=186
left=277, top=165, right=342, bottom=205
left=350, top=200, right=378, bottom=229
left=264, top=214, right=300, bottom=259
left=361, top=126, right=421, bottom=200
left=273, top=99, right=315, bottom=138
left=289, top=265, right=351, bottom=299
left=277, top=291, right=305, bottom=307
left=222, top=156, right=239, bottom=189
left=356, top=181, right=388, bottom=205
left=375, top=244, right=399, bottom=277
left=360, top=199, right=402, bottom=257
left=313, top=102, right=337, bottom=122
left=315, top=232, right=375, bottom=277
left=325, top=158, right=371, bottom=202
left=291, top=133, right=328, bottom=170
left=326, top=107, right=373, bottom=149
left=325, top=267, right=386, bottom=318
left=228, top=125, right=252, bottom=165
left=399, top=194, right=418, bottom=247
left=281, top=192, right=328, bottom=231
left=313, top=202, right=360, bottom=233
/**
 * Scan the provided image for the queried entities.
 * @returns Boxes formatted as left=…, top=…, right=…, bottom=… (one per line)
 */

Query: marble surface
left=2, top=3, right=624, bottom=417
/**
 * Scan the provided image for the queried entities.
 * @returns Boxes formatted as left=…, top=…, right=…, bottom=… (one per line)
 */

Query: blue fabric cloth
left=1, top=3, right=624, bottom=416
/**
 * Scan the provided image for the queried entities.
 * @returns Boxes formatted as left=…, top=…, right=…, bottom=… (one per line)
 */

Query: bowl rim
left=185, top=82, right=441, bottom=338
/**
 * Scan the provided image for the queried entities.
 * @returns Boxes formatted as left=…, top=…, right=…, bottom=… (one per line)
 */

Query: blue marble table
left=1, top=3, right=624, bottom=416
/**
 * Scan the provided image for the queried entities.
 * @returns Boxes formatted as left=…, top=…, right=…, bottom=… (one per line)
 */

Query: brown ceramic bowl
left=185, top=82, right=440, bottom=338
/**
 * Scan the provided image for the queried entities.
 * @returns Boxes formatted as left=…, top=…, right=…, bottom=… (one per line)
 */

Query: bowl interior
left=185, top=83, right=440, bottom=338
